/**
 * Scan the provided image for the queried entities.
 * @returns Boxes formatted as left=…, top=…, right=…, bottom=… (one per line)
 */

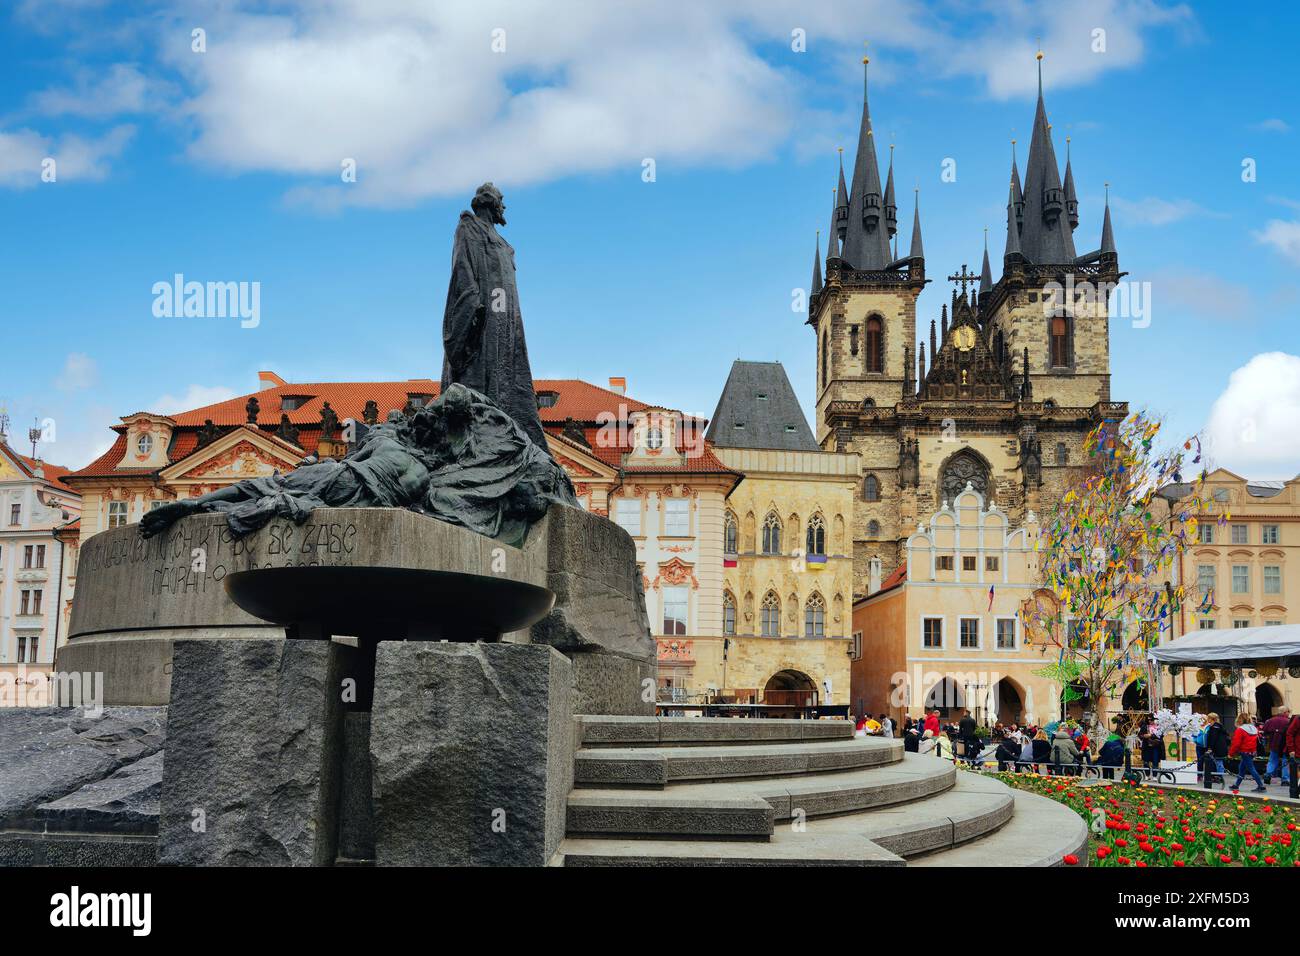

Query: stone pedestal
left=158, top=639, right=355, bottom=866
left=369, top=642, right=574, bottom=866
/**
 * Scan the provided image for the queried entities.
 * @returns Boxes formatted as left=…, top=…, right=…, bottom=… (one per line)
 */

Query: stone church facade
left=808, top=56, right=1128, bottom=592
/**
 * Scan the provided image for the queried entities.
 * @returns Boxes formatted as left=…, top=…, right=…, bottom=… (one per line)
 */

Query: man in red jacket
left=1229, top=712, right=1267, bottom=792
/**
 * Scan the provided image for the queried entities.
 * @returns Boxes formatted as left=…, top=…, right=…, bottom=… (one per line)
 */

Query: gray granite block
left=37, top=750, right=162, bottom=834
left=369, top=642, right=573, bottom=866
left=158, top=639, right=353, bottom=866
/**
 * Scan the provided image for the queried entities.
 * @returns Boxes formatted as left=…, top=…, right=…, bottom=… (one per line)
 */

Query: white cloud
left=1254, top=219, right=1300, bottom=265
left=29, top=63, right=169, bottom=118
left=119, top=0, right=1191, bottom=209
left=55, top=353, right=98, bottom=391
left=150, top=385, right=238, bottom=416
left=1111, top=196, right=1220, bottom=226
left=0, top=124, right=134, bottom=188
left=1250, top=118, right=1290, bottom=133
left=1203, top=352, right=1300, bottom=481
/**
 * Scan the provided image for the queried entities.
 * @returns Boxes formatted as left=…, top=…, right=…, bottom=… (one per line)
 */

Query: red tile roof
left=12, top=450, right=77, bottom=494
left=66, top=377, right=732, bottom=480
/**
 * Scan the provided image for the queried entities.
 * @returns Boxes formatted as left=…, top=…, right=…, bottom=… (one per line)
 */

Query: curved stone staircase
left=556, top=717, right=1088, bottom=867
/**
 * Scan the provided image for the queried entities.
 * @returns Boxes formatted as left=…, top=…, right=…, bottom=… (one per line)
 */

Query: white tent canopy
left=1148, top=624, right=1300, bottom=665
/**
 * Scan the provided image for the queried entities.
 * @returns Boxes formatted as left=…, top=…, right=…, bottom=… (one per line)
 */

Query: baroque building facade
left=808, top=56, right=1127, bottom=595
left=0, top=439, right=80, bottom=706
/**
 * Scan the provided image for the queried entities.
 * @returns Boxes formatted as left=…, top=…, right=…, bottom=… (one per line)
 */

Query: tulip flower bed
left=993, top=772, right=1299, bottom=867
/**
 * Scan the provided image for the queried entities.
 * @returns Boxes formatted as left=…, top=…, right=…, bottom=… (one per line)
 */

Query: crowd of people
left=1195, top=707, right=1299, bottom=791
left=853, top=705, right=1300, bottom=790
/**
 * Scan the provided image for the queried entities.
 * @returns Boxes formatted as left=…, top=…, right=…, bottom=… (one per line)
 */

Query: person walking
left=1261, top=707, right=1292, bottom=786
left=1097, top=730, right=1125, bottom=781
left=958, top=709, right=978, bottom=764
left=1202, top=712, right=1230, bottom=789
left=1229, top=712, right=1267, bottom=793
left=924, top=710, right=940, bottom=738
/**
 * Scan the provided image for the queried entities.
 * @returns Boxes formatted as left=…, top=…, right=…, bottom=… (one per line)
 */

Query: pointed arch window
left=1050, top=316, right=1069, bottom=368
left=863, top=474, right=880, bottom=502
left=761, top=512, right=782, bottom=555
left=806, top=514, right=826, bottom=556
left=867, top=519, right=881, bottom=538
left=865, top=316, right=883, bottom=373
left=760, top=591, right=781, bottom=637
left=804, top=592, right=826, bottom=637
left=723, top=511, right=739, bottom=554
left=1055, top=443, right=1067, bottom=466
left=722, top=591, right=737, bottom=636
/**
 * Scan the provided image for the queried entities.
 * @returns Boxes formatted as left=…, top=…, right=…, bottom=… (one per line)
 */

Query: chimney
left=868, top=557, right=882, bottom=596
left=607, top=376, right=626, bottom=397
left=259, top=370, right=286, bottom=391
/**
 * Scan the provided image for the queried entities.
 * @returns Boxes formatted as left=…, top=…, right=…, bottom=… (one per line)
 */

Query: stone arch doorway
left=924, top=677, right=965, bottom=718
left=990, top=677, right=1024, bottom=726
left=1255, top=682, right=1284, bottom=720
left=1121, top=680, right=1149, bottom=713
left=1196, top=683, right=1239, bottom=723
left=763, top=669, right=818, bottom=708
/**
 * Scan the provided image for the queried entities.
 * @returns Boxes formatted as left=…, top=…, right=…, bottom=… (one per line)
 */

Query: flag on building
left=807, top=554, right=828, bottom=571
left=987, top=584, right=995, bottom=611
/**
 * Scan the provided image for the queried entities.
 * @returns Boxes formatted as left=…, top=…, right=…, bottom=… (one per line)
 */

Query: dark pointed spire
left=840, top=53, right=891, bottom=271
left=811, top=231, right=823, bottom=298
left=1018, top=48, right=1076, bottom=263
left=1063, top=136, right=1079, bottom=230
left=1010, top=140, right=1023, bottom=231
left=919, top=341, right=927, bottom=381
left=835, top=148, right=849, bottom=243
left=1004, top=178, right=1022, bottom=259
left=827, top=187, right=840, bottom=261
left=929, top=317, right=937, bottom=360
left=908, top=187, right=924, bottom=261
left=884, top=143, right=898, bottom=238
left=980, top=227, right=992, bottom=294
left=1100, top=182, right=1116, bottom=255
left=940, top=303, right=949, bottom=340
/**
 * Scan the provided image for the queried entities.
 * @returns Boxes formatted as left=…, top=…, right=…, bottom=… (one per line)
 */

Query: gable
left=161, top=428, right=302, bottom=483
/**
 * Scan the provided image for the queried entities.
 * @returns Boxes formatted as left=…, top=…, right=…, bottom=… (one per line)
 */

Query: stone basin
left=224, top=565, right=555, bottom=641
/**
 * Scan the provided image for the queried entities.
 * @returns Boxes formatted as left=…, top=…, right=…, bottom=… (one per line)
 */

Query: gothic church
left=807, top=54, right=1127, bottom=590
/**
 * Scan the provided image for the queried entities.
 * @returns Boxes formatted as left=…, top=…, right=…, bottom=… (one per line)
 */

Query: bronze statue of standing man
left=441, top=182, right=548, bottom=450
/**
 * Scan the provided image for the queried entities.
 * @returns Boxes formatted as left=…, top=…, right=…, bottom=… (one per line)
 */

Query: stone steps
left=557, top=828, right=905, bottom=867
left=566, top=755, right=954, bottom=838
left=907, top=789, right=1089, bottom=867
left=577, top=715, right=854, bottom=748
left=573, top=737, right=899, bottom=788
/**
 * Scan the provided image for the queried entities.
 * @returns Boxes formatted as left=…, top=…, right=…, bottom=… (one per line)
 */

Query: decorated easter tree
left=1020, top=412, right=1211, bottom=735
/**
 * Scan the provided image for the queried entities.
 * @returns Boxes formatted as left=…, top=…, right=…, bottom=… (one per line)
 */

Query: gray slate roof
left=706, top=361, right=819, bottom=452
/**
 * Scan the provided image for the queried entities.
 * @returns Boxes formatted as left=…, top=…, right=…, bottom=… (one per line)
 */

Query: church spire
left=840, top=51, right=891, bottom=271
left=827, top=187, right=840, bottom=261
left=929, top=316, right=937, bottom=360
left=884, top=143, right=898, bottom=239
left=908, top=187, right=924, bottom=261
left=1018, top=47, right=1076, bottom=263
left=1010, top=140, right=1023, bottom=232
left=1004, top=178, right=1023, bottom=260
left=811, top=231, right=823, bottom=297
left=1063, top=136, right=1079, bottom=230
left=835, top=148, right=849, bottom=244
left=1100, top=182, right=1116, bottom=256
left=980, top=227, right=992, bottom=294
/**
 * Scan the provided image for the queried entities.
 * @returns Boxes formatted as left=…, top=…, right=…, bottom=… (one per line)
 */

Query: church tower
left=808, top=49, right=1126, bottom=593
left=809, top=54, right=926, bottom=449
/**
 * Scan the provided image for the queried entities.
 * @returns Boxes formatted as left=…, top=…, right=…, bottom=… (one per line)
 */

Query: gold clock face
left=953, top=326, right=976, bottom=351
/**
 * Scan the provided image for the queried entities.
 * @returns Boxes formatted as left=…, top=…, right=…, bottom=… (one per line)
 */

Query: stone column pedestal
left=158, top=639, right=355, bottom=866
left=369, top=642, right=574, bottom=866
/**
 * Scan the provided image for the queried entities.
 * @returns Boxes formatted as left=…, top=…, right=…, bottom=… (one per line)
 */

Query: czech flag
left=987, top=585, right=995, bottom=611
left=723, top=558, right=737, bottom=568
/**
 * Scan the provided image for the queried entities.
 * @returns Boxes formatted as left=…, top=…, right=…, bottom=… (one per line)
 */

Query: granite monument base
left=158, top=639, right=356, bottom=866
left=369, top=642, right=574, bottom=866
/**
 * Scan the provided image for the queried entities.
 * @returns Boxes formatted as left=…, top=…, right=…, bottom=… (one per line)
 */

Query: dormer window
left=280, top=396, right=305, bottom=412
left=137, top=434, right=153, bottom=455
left=406, top=394, right=433, bottom=409
left=536, top=390, right=560, bottom=409
left=646, top=428, right=664, bottom=450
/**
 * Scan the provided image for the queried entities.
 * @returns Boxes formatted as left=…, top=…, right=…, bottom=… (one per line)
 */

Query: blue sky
left=2, top=1, right=1298, bottom=478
